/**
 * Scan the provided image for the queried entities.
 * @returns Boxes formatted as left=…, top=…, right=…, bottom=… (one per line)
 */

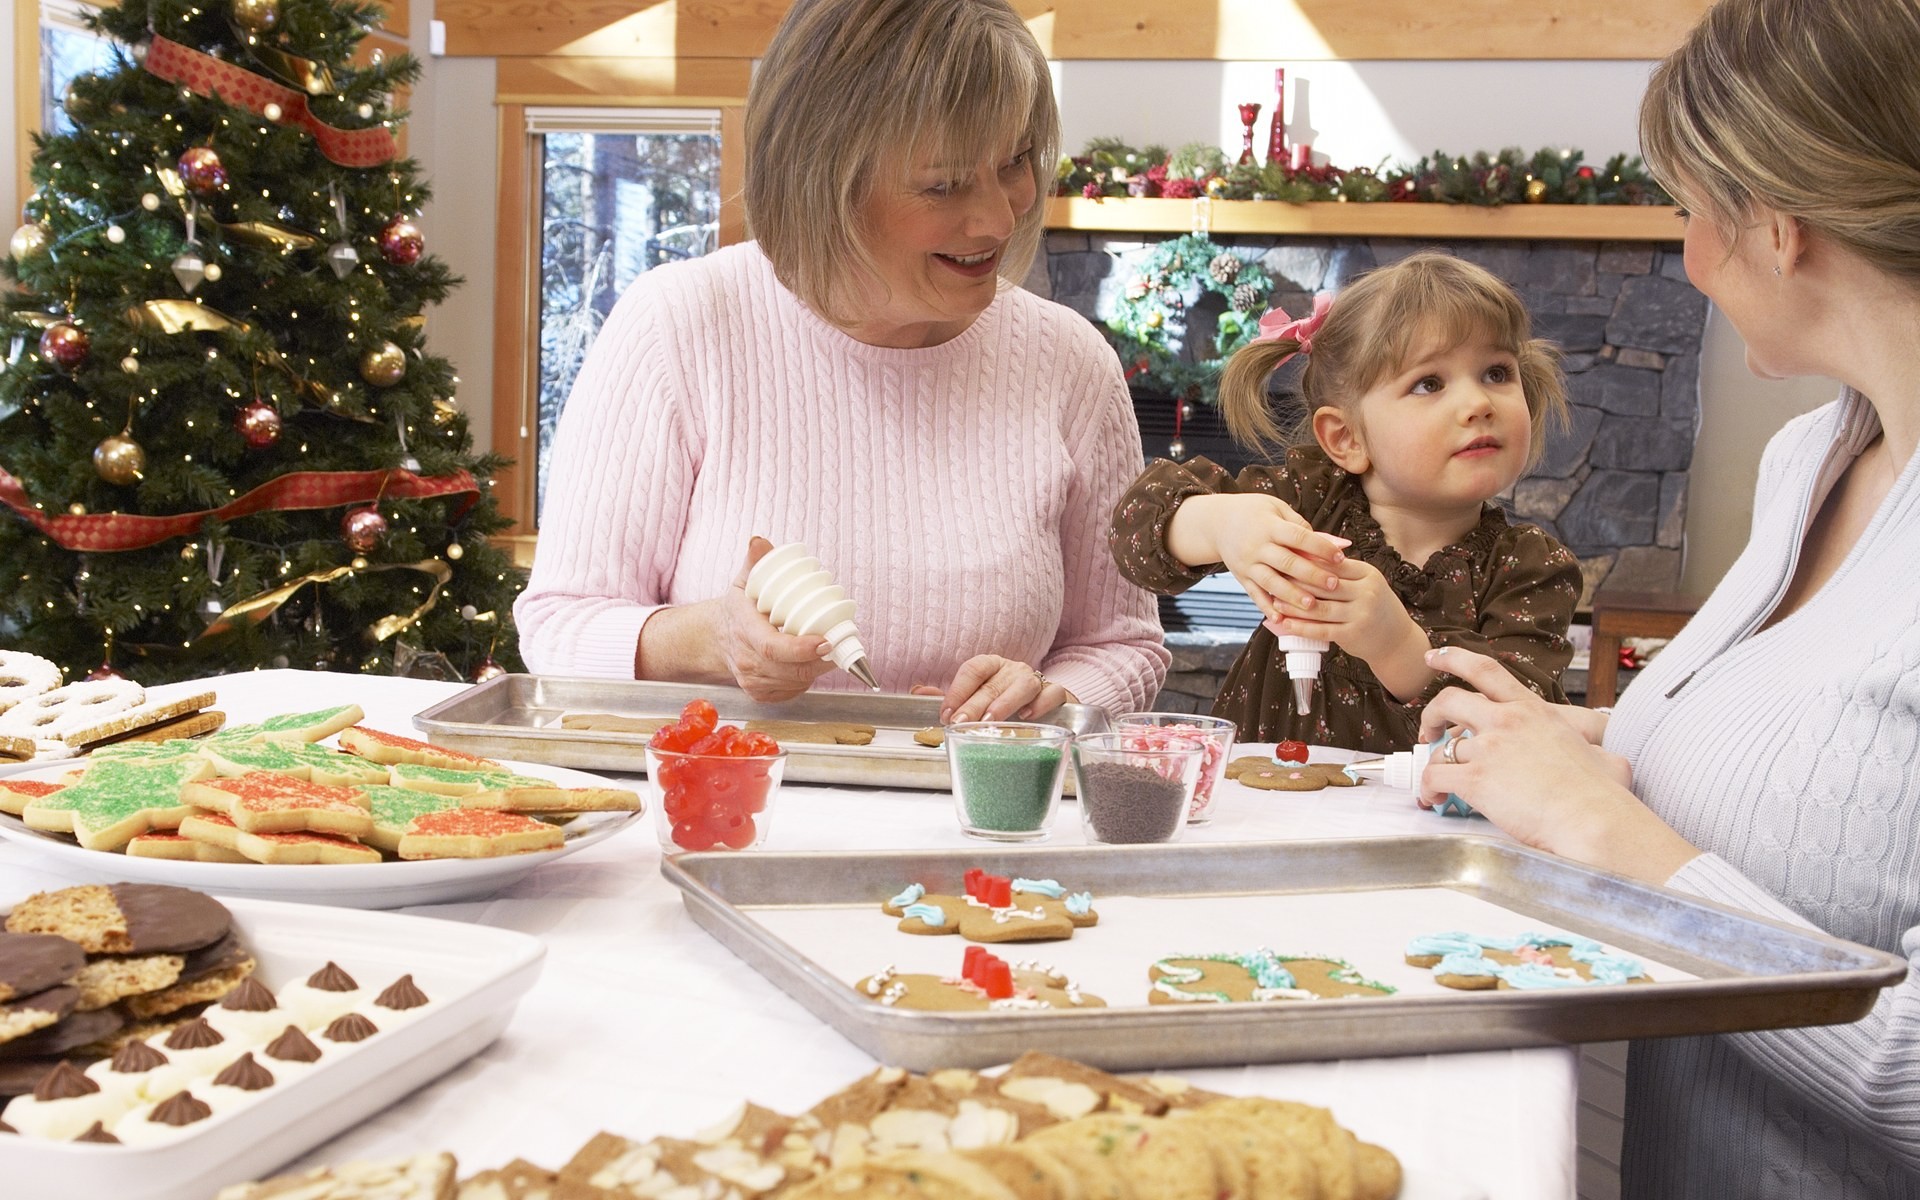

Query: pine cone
left=1207, top=253, right=1241, bottom=285
left=1232, top=281, right=1265, bottom=313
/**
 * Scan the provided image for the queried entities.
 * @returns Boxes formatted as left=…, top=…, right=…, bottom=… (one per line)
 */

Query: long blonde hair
left=1640, top=0, right=1920, bottom=286
left=745, top=0, right=1059, bottom=325
left=1219, top=252, right=1568, bottom=466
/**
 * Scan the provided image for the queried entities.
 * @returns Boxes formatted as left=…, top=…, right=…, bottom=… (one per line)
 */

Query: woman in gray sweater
left=1414, top=0, right=1920, bottom=1195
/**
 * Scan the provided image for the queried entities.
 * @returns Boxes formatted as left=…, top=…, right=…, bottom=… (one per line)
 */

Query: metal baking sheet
left=660, top=838, right=1907, bottom=1071
left=412, top=673, right=1108, bottom=791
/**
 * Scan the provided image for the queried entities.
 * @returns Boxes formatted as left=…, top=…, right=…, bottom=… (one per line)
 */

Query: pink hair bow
left=1253, top=292, right=1333, bottom=361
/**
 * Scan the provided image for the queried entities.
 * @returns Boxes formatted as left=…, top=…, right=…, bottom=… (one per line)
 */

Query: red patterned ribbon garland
left=144, top=34, right=396, bottom=169
left=0, top=466, right=477, bottom=552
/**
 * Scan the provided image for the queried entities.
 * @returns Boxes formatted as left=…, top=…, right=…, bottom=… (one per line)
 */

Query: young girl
left=1109, top=251, right=1581, bottom=752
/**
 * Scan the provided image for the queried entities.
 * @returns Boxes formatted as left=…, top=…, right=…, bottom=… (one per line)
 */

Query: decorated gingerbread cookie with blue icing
left=1148, top=949, right=1395, bottom=1004
left=880, top=873, right=1098, bottom=944
left=1405, top=931, right=1651, bottom=990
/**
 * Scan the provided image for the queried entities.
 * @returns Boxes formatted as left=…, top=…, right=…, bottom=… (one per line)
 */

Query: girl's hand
left=713, top=537, right=836, bottom=701
left=1416, top=647, right=1697, bottom=883
left=1168, top=494, right=1350, bottom=624
left=918, top=657, right=1076, bottom=724
left=1268, top=557, right=1416, bottom=664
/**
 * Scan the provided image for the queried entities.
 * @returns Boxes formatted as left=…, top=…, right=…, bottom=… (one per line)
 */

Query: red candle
left=1268, top=68, right=1288, bottom=164
left=1294, top=142, right=1314, bottom=172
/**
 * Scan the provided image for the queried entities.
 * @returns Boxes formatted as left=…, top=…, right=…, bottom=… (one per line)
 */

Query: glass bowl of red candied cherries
left=646, top=700, right=786, bottom=852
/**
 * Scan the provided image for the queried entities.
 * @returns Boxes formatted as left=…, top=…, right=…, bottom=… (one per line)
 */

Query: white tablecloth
left=0, top=670, right=1575, bottom=1200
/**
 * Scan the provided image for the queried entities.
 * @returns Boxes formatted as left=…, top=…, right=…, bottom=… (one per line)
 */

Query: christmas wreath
left=1106, top=234, right=1273, bottom=404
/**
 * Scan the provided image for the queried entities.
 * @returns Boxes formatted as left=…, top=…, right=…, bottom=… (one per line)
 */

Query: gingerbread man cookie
left=1148, top=950, right=1395, bottom=1004
left=1224, top=758, right=1361, bottom=791
left=1405, top=931, right=1651, bottom=990
left=854, top=947, right=1105, bottom=1011
left=882, top=873, right=1098, bottom=943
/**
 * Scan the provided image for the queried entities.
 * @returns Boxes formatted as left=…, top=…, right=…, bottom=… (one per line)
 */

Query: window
left=40, top=0, right=119, bottom=136
left=526, top=107, right=723, bottom=516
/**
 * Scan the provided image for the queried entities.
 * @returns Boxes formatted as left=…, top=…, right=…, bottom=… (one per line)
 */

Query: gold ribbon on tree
left=197, top=557, right=454, bottom=643
left=125, top=299, right=249, bottom=335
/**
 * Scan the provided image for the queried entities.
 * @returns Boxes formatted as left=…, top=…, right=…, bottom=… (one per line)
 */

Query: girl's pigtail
left=1219, top=337, right=1300, bottom=451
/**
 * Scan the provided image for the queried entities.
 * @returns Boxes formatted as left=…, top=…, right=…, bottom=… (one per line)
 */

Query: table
left=1585, top=589, right=1702, bottom=707
left=0, top=671, right=1576, bottom=1200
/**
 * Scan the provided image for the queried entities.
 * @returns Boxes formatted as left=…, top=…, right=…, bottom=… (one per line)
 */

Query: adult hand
left=1416, top=647, right=1697, bottom=883
left=918, top=656, right=1075, bottom=724
left=1171, top=494, right=1350, bottom=624
left=714, top=536, right=835, bottom=702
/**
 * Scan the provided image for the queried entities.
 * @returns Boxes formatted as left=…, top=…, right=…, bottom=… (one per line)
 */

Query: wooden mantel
left=1046, top=198, right=1684, bottom=242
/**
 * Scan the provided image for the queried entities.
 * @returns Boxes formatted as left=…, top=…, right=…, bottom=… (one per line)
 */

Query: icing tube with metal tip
left=1272, top=633, right=1330, bottom=710
left=742, top=542, right=880, bottom=690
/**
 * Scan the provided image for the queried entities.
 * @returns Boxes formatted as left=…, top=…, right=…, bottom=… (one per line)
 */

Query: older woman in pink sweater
left=513, top=0, right=1168, bottom=720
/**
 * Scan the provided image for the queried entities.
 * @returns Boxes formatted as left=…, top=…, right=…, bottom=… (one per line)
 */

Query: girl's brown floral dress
left=1110, top=446, right=1581, bottom=753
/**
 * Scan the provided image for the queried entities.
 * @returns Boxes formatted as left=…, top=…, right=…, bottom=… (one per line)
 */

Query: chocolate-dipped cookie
left=5, top=884, right=230, bottom=956
left=0, top=933, right=85, bottom=1003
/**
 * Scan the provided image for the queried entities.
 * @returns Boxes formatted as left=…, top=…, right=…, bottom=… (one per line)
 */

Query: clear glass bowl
left=1111, top=713, right=1236, bottom=822
left=1072, top=731, right=1202, bottom=845
left=648, top=746, right=786, bottom=852
left=945, top=721, right=1071, bottom=841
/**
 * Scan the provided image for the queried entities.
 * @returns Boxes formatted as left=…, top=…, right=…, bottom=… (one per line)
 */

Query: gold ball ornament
left=1144, top=311, right=1164, bottom=329
left=231, top=0, right=280, bottom=32
left=93, top=433, right=146, bottom=484
left=445, top=541, right=464, bottom=561
left=10, top=222, right=49, bottom=260
left=358, top=341, right=406, bottom=387
left=1525, top=178, right=1549, bottom=204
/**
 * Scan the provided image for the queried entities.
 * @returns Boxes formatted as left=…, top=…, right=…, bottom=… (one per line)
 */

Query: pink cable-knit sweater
left=513, top=242, right=1169, bottom=715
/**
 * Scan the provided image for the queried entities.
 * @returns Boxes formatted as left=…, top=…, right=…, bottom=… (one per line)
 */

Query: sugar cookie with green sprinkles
left=211, top=704, right=365, bottom=745
left=201, top=740, right=389, bottom=786
left=385, top=762, right=553, bottom=796
left=24, top=758, right=216, bottom=851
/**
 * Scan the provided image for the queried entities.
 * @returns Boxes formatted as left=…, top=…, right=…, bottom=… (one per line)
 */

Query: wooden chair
left=1584, top=590, right=1703, bottom=707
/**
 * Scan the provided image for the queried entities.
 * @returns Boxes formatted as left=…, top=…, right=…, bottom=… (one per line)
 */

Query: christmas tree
left=1, top=0, right=524, bottom=684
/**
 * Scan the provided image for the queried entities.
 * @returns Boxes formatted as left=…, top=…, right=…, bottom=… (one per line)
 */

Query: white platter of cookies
left=0, top=702, right=644, bottom=909
left=0, top=881, right=546, bottom=1200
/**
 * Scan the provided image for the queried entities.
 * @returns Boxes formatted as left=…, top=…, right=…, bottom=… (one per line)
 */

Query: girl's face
left=1324, top=330, right=1534, bottom=515
left=841, top=141, right=1038, bottom=349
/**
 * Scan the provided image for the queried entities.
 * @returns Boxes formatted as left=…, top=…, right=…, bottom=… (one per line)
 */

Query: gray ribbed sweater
left=1606, top=390, right=1920, bottom=1198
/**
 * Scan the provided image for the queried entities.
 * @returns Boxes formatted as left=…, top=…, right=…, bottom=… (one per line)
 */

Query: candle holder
left=1267, top=69, right=1287, bottom=165
left=1237, top=102, right=1261, bottom=166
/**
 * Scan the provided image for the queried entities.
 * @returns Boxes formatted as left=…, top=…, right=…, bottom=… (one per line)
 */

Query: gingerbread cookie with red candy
left=1224, top=757, right=1360, bottom=792
left=882, top=871, right=1098, bottom=944
left=854, top=946, right=1104, bottom=1011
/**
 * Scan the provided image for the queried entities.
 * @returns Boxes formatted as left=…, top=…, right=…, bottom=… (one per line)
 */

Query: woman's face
left=844, top=142, right=1037, bottom=348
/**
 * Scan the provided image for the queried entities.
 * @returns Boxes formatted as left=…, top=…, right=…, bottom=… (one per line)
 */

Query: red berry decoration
left=340, top=507, right=387, bottom=553
left=177, top=146, right=228, bottom=196
left=378, top=216, right=424, bottom=266
left=39, top=321, right=90, bottom=371
left=1275, top=740, right=1309, bottom=764
left=234, top=398, right=282, bottom=449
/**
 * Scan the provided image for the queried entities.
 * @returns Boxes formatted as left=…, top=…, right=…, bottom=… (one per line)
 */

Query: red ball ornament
left=39, top=322, right=90, bottom=371
left=471, top=657, right=506, bottom=683
left=1575, top=165, right=1596, bottom=181
left=340, top=507, right=388, bottom=553
left=177, top=146, right=228, bottom=196
left=235, top=399, right=282, bottom=449
left=378, top=216, right=424, bottom=266
left=84, top=662, right=127, bottom=682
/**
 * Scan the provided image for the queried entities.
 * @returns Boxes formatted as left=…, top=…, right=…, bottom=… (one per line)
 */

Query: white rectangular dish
left=0, top=894, right=545, bottom=1200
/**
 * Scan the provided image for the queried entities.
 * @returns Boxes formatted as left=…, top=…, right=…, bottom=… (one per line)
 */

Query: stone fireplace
left=1032, top=230, right=1708, bottom=711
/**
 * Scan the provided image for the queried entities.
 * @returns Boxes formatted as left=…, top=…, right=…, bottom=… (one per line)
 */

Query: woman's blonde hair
left=1219, top=252, right=1568, bottom=467
left=745, top=0, right=1059, bottom=325
left=1640, top=0, right=1920, bottom=286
